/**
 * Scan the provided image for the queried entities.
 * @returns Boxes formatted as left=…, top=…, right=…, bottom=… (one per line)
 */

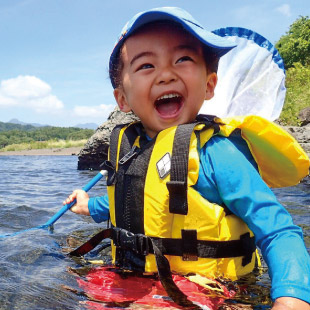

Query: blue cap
left=109, top=7, right=236, bottom=88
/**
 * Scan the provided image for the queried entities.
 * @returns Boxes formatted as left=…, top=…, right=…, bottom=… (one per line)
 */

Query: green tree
left=0, top=135, right=9, bottom=148
left=280, top=63, right=310, bottom=125
left=276, top=16, right=310, bottom=69
left=0, top=124, right=94, bottom=149
left=67, top=129, right=94, bottom=140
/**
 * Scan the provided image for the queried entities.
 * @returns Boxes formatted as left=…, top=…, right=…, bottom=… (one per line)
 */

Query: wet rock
left=78, top=109, right=310, bottom=170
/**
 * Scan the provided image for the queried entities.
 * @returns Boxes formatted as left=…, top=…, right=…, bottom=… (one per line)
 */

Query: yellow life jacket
left=105, top=115, right=309, bottom=280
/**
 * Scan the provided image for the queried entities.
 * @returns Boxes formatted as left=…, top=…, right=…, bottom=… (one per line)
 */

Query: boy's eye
left=137, top=63, right=154, bottom=71
left=176, top=56, right=193, bottom=63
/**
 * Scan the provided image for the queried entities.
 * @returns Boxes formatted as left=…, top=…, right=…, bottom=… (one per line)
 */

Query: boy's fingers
left=63, top=193, right=76, bottom=205
left=62, top=189, right=79, bottom=205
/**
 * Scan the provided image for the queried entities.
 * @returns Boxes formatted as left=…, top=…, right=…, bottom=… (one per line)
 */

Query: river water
left=0, top=155, right=309, bottom=310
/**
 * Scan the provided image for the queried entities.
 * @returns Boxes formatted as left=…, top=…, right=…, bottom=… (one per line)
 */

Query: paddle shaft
left=42, top=170, right=107, bottom=228
left=0, top=170, right=107, bottom=238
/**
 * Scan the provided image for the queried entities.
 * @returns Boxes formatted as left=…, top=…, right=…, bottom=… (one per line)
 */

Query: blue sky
left=0, top=0, right=308, bottom=127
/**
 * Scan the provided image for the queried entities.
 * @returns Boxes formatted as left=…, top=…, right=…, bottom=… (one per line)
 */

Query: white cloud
left=73, top=103, right=115, bottom=118
left=276, top=4, right=292, bottom=17
left=0, top=75, right=116, bottom=126
left=0, top=75, right=64, bottom=114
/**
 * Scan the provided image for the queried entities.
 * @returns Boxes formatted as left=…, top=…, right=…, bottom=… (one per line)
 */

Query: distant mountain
left=8, top=118, right=49, bottom=128
left=74, top=123, right=99, bottom=130
left=7, top=119, right=98, bottom=130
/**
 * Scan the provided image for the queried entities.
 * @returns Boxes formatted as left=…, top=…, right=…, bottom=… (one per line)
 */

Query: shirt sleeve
left=195, top=135, right=310, bottom=303
left=88, top=195, right=110, bottom=223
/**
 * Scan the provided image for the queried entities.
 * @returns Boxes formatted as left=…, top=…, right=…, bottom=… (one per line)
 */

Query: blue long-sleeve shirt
left=88, top=135, right=310, bottom=303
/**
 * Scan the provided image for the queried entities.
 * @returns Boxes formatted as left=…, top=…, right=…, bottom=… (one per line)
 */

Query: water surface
left=0, top=156, right=309, bottom=310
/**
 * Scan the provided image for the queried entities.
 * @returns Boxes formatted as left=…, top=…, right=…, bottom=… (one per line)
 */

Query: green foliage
left=0, top=139, right=88, bottom=152
left=276, top=16, right=310, bottom=69
left=0, top=123, right=94, bottom=149
left=67, top=129, right=94, bottom=140
left=0, top=122, right=37, bottom=132
left=280, top=63, right=310, bottom=125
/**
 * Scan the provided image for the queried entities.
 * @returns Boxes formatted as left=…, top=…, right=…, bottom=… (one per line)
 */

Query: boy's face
left=114, top=24, right=217, bottom=138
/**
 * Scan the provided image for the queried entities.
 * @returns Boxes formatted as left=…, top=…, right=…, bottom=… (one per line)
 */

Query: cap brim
left=129, top=11, right=236, bottom=56
left=109, top=7, right=236, bottom=88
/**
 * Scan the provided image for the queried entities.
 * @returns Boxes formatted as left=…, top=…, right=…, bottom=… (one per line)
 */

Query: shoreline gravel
left=0, top=147, right=81, bottom=156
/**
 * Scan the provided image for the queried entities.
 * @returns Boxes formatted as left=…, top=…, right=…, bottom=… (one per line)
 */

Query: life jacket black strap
left=167, top=123, right=197, bottom=215
left=69, top=227, right=254, bottom=309
left=111, top=227, right=255, bottom=266
left=181, top=229, right=198, bottom=261
left=150, top=238, right=202, bottom=309
left=109, top=124, right=125, bottom=169
left=69, top=227, right=202, bottom=309
left=69, top=228, right=112, bottom=257
left=152, top=232, right=256, bottom=266
left=101, top=160, right=116, bottom=186
left=105, top=122, right=144, bottom=186
left=70, top=227, right=255, bottom=266
left=166, top=117, right=218, bottom=215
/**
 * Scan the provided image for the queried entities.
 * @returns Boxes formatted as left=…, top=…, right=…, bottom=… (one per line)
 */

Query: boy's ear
left=113, top=88, right=131, bottom=112
left=205, top=72, right=217, bottom=100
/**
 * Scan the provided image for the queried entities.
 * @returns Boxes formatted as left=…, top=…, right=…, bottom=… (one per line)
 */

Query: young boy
left=64, top=7, right=310, bottom=310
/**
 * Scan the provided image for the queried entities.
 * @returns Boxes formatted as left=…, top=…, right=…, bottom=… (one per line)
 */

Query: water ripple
left=0, top=156, right=309, bottom=309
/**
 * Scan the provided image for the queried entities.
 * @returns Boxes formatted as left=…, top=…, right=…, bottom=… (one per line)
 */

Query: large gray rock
left=282, top=125, right=310, bottom=154
left=298, top=107, right=310, bottom=126
left=78, top=109, right=310, bottom=170
left=77, top=107, right=139, bottom=170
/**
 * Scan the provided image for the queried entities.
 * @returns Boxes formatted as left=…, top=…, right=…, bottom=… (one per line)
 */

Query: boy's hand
left=63, top=189, right=90, bottom=216
left=272, top=297, right=310, bottom=310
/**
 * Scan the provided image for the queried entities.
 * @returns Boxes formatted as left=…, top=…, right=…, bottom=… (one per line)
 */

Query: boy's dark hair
left=110, top=20, right=219, bottom=88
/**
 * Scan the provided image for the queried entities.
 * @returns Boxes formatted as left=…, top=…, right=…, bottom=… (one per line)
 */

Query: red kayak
left=77, top=266, right=238, bottom=309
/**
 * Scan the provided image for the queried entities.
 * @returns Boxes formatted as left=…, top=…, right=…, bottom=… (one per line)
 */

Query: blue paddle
left=0, top=170, right=107, bottom=238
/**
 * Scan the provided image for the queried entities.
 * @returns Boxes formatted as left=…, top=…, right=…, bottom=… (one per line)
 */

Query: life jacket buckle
left=135, top=234, right=150, bottom=256
left=112, top=228, right=150, bottom=256
left=119, top=229, right=135, bottom=249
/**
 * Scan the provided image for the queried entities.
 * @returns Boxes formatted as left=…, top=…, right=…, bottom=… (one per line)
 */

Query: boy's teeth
left=158, top=93, right=180, bottom=100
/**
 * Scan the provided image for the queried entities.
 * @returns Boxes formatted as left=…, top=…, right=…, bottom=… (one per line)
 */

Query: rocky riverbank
left=77, top=107, right=310, bottom=171
left=284, top=126, right=310, bottom=154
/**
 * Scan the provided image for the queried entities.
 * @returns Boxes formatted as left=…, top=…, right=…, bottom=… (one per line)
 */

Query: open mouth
left=154, top=93, right=183, bottom=117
